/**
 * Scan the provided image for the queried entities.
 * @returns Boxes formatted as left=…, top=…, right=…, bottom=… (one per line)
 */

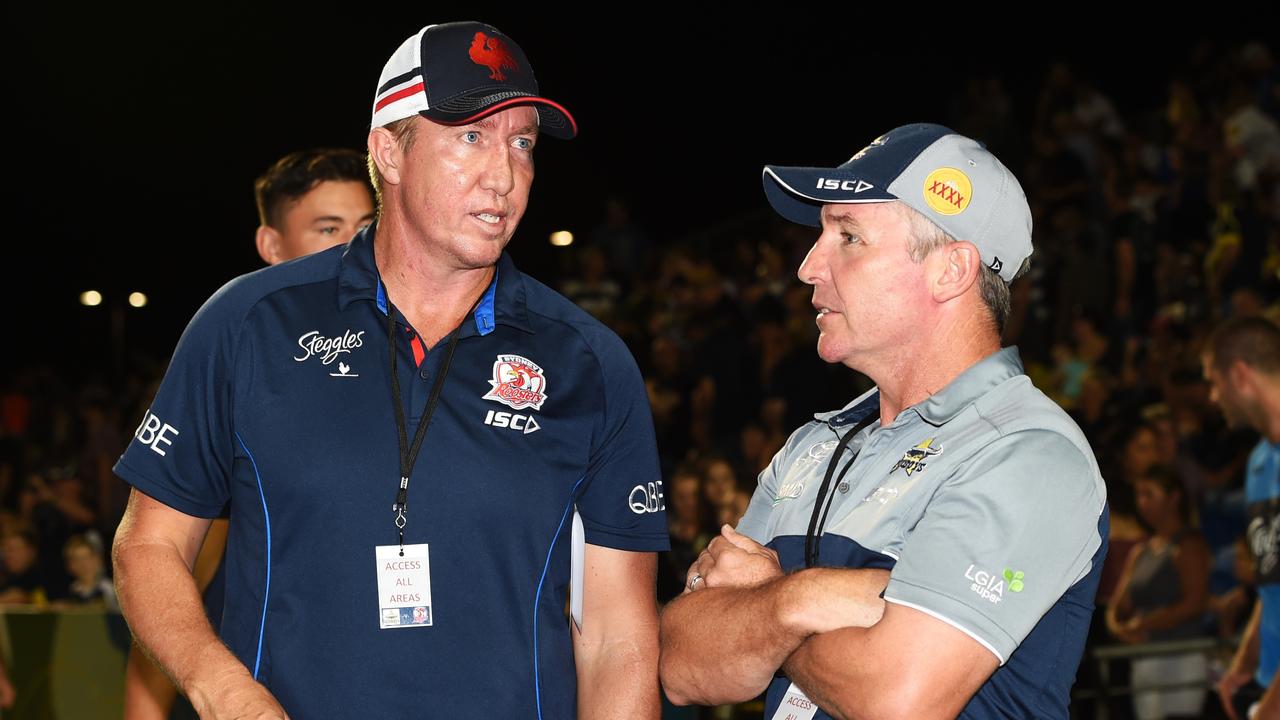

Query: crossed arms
left=659, top=525, right=998, bottom=720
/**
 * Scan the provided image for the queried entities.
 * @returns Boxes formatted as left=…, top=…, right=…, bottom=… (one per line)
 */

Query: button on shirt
left=738, top=347, right=1107, bottom=720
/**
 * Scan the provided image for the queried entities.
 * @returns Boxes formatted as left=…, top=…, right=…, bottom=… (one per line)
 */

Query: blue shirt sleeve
left=573, top=331, right=669, bottom=552
left=114, top=280, right=248, bottom=518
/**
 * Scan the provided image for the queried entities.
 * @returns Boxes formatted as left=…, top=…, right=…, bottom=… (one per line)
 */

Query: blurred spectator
left=562, top=245, right=622, bottom=322
left=1107, top=465, right=1212, bottom=720
left=702, top=457, right=750, bottom=529
left=588, top=196, right=651, bottom=289
left=1097, top=422, right=1158, bottom=610
left=60, top=534, right=118, bottom=611
left=0, top=529, right=49, bottom=605
left=1210, top=537, right=1258, bottom=639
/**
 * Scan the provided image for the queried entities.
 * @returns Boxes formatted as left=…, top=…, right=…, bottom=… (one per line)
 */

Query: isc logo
left=484, top=409, right=541, bottom=434
left=816, top=178, right=873, bottom=193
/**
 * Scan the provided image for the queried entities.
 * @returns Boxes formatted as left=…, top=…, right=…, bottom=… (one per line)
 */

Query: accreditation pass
left=376, top=544, right=433, bottom=629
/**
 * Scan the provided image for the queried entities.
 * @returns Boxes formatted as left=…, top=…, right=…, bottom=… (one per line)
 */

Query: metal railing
left=1072, top=636, right=1232, bottom=719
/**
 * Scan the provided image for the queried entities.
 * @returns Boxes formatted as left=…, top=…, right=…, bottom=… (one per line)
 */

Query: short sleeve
left=883, top=430, right=1105, bottom=664
left=573, top=335, right=669, bottom=552
left=736, top=423, right=811, bottom=544
left=113, top=282, right=247, bottom=518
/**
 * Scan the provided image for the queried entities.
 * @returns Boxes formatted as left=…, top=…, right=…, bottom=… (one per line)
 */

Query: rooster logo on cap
left=469, top=32, right=519, bottom=81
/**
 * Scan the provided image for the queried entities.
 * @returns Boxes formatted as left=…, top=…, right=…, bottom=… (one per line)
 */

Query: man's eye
left=842, top=233, right=859, bottom=244
left=463, top=131, right=480, bottom=144
left=319, top=226, right=340, bottom=235
left=513, top=137, right=534, bottom=151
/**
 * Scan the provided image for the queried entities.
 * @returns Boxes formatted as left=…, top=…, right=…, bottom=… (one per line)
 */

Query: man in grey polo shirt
left=660, top=124, right=1107, bottom=719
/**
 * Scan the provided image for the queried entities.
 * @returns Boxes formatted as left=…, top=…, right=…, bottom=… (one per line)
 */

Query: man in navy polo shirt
left=660, top=124, right=1107, bottom=719
left=113, top=22, right=667, bottom=719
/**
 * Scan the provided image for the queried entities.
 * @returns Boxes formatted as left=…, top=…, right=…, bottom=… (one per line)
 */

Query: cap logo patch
left=817, top=178, right=874, bottom=193
left=848, top=134, right=888, bottom=162
left=469, top=32, right=519, bottom=81
left=923, top=168, right=972, bottom=216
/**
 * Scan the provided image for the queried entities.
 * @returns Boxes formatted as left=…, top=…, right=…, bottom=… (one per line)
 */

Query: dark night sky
left=4, top=7, right=1261, bottom=377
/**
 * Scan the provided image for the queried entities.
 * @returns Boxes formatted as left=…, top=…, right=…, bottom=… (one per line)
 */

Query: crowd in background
left=1, top=39, right=1278, bottom=717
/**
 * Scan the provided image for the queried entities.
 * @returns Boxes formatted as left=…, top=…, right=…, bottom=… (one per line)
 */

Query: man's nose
left=479, top=145, right=515, bottom=196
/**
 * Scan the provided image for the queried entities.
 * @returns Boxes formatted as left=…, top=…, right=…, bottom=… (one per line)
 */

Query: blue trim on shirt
left=236, top=432, right=272, bottom=680
left=375, top=268, right=498, bottom=336
left=475, top=266, right=498, bottom=336
left=534, top=475, right=586, bottom=720
left=829, top=391, right=880, bottom=427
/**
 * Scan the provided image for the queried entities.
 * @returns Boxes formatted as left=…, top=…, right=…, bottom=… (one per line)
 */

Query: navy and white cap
left=371, top=22, right=577, bottom=139
left=763, top=123, right=1032, bottom=282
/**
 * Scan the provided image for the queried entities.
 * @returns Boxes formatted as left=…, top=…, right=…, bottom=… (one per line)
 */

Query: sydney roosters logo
left=483, top=354, right=548, bottom=411
left=469, top=32, right=518, bottom=81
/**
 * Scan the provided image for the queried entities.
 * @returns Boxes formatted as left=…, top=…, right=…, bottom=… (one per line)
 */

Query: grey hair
left=894, top=201, right=1029, bottom=333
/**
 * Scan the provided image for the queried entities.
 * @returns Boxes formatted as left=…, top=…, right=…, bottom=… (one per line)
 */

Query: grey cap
left=762, top=123, right=1032, bottom=282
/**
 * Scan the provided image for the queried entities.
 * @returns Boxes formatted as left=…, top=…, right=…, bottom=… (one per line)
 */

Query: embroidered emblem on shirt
left=776, top=440, right=839, bottom=504
left=1003, top=568, right=1025, bottom=593
left=965, top=564, right=1006, bottom=604
left=890, top=438, right=942, bottom=476
left=862, top=487, right=900, bottom=505
left=329, top=361, right=359, bottom=378
left=483, top=354, right=549, bottom=411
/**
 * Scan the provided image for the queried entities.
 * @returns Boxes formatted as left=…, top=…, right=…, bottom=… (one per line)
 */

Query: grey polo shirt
left=738, top=346, right=1107, bottom=720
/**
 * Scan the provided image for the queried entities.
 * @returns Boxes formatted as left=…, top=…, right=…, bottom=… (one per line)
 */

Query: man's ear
left=255, top=225, right=282, bottom=265
left=1228, top=359, right=1257, bottom=399
left=929, top=241, right=982, bottom=303
left=368, top=127, right=403, bottom=188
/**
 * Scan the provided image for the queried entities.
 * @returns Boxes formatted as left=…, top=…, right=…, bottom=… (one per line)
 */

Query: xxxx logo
left=922, top=168, right=973, bottom=216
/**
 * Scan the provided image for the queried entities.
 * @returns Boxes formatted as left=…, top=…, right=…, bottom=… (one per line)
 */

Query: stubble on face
left=390, top=109, right=538, bottom=272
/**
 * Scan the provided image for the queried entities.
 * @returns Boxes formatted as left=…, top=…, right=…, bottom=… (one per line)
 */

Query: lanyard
left=804, top=412, right=879, bottom=568
left=386, top=296, right=468, bottom=555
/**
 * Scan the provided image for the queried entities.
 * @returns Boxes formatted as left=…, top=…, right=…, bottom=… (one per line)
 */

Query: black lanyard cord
left=804, top=413, right=879, bottom=568
left=386, top=296, right=471, bottom=552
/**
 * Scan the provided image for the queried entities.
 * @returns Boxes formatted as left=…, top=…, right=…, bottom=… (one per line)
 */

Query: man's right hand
left=779, top=567, right=890, bottom=634
left=190, top=671, right=289, bottom=720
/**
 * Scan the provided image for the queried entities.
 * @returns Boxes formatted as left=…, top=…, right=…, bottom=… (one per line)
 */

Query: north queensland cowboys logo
left=891, top=438, right=942, bottom=476
left=483, top=355, right=549, bottom=410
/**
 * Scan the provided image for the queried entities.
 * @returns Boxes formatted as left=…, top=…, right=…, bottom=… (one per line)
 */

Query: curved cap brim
left=421, top=94, right=577, bottom=139
left=762, top=165, right=896, bottom=227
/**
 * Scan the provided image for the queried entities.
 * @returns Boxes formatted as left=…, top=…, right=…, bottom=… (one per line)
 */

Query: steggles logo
left=295, top=330, right=365, bottom=365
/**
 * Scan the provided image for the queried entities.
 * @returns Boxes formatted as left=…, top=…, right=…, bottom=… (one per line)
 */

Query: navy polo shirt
left=115, top=225, right=668, bottom=718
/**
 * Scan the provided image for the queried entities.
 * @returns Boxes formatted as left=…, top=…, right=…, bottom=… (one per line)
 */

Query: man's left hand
left=687, top=525, right=783, bottom=592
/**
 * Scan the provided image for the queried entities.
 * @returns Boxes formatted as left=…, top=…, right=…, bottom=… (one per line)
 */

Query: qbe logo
left=629, top=481, right=665, bottom=515
left=134, top=410, right=179, bottom=457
